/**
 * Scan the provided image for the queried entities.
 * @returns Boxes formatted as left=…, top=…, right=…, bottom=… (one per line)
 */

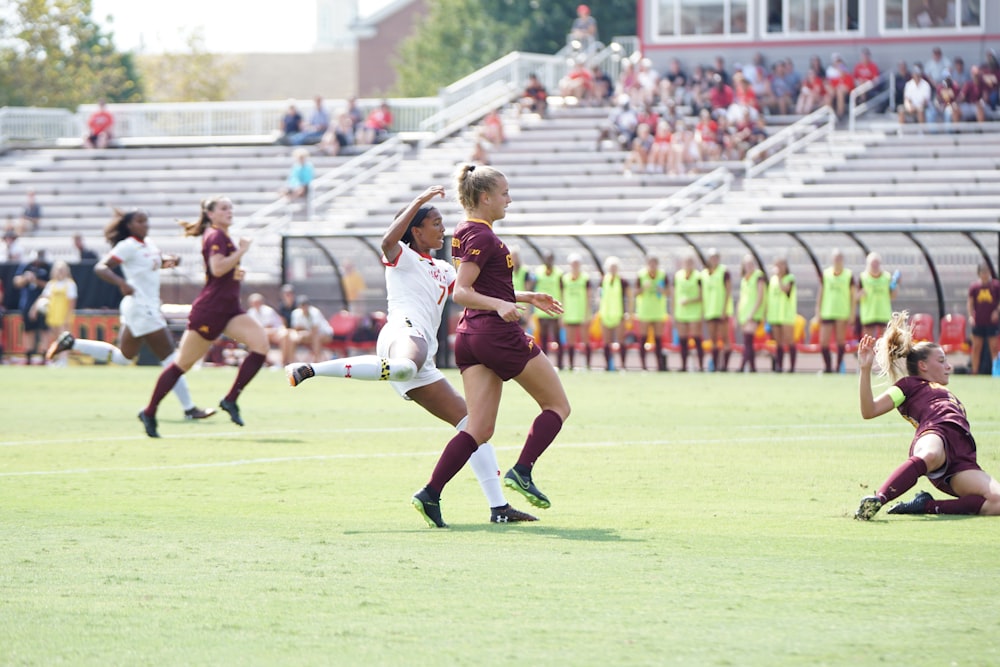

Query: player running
left=138, top=196, right=269, bottom=437
left=284, top=186, right=536, bottom=524
left=45, top=209, right=215, bottom=420
left=855, top=311, right=1000, bottom=519
left=412, top=164, right=570, bottom=528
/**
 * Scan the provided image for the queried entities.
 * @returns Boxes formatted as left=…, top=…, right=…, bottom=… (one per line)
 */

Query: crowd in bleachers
left=278, top=96, right=394, bottom=156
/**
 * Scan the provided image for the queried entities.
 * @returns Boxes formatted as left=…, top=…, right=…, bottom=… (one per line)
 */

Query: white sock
left=163, top=352, right=195, bottom=411
left=72, top=338, right=130, bottom=366
left=309, top=355, right=418, bottom=381
left=457, top=416, right=507, bottom=508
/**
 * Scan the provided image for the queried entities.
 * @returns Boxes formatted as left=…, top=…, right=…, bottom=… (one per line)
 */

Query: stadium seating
left=910, top=313, right=935, bottom=342
left=938, top=313, right=969, bottom=354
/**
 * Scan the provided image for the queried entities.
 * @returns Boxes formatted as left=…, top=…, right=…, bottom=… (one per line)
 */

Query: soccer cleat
left=184, top=406, right=217, bottom=420
left=285, top=363, right=315, bottom=388
left=45, top=331, right=75, bottom=361
left=490, top=504, right=538, bottom=524
left=503, top=468, right=551, bottom=509
left=138, top=410, right=160, bottom=438
left=854, top=495, right=883, bottom=521
left=412, top=488, right=447, bottom=528
left=218, top=399, right=244, bottom=427
left=887, top=490, right=933, bottom=515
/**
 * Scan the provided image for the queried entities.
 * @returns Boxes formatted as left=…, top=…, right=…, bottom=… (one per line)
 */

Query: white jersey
left=109, top=236, right=162, bottom=306
left=383, top=242, right=455, bottom=352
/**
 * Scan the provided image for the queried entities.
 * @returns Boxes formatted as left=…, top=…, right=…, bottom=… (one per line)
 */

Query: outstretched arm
left=381, top=185, right=445, bottom=262
left=454, top=261, right=522, bottom=322
left=857, top=334, right=895, bottom=420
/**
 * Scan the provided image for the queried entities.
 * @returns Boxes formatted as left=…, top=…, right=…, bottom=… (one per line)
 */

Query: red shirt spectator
left=853, top=49, right=880, bottom=84
left=85, top=101, right=114, bottom=148
left=708, top=80, right=734, bottom=110
left=733, top=76, right=759, bottom=109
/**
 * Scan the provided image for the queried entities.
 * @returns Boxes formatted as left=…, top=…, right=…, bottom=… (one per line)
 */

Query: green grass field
left=2, top=364, right=1000, bottom=666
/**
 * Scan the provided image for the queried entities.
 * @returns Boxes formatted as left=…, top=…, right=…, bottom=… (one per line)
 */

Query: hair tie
left=466, top=165, right=476, bottom=173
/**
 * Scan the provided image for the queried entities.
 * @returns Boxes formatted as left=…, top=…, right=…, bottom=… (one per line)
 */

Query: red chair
left=326, top=310, right=360, bottom=356
left=939, top=313, right=969, bottom=354
left=795, top=316, right=821, bottom=354
left=910, top=313, right=934, bottom=343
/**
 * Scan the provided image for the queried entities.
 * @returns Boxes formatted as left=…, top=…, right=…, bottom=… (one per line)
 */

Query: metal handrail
left=635, top=167, right=733, bottom=226
left=847, top=74, right=889, bottom=132
left=744, top=106, right=837, bottom=179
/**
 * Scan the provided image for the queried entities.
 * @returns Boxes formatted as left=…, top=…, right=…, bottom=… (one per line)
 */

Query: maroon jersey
left=892, top=376, right=970, bottom=434
left=969, top=278, right=1000, bottom=325
left=191, top=227, right=241, bottom=313
left=452, top=219, right=517, bottom=335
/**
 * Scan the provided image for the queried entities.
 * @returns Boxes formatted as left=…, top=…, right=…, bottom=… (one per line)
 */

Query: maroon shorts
left=911, top=422, right=982, bottom=497
left=454, top=327, right=541, bottom=381
left=188, top=304, right=245, bottom=341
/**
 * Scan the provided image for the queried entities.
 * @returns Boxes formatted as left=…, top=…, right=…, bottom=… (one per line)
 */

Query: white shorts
left=376, top=317, right=445, bottom=399
left=120, top=295, right=168, bottom=338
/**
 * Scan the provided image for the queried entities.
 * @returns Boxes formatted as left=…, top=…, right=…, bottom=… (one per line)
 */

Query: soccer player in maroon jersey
left=412, top=165, right=571, bottom=528
left=137, top=196, right=269, bottom=438
left=855, top=311, right=1000, bottom=520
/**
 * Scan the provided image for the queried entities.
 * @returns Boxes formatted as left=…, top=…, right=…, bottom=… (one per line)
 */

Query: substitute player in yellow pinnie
left=634, top=255, right=668, bottom=371
left=534, top=250, right=564, bottom=369
left=561, top=253, right=592, bottom=370
left=816, top=248, right=856, bottom=373
left=701, top=248, right=732, bottom=372
left=673, top=250, right=703, bottom=372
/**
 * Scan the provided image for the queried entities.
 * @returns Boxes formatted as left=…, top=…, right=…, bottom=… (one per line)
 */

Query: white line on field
left=10, top=430, right=999, bottom=478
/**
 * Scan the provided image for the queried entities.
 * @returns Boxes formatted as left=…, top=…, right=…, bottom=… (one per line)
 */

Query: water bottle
left=889, top=270, right=901, bottom=291
left=993, top=353, right=1000, bottom=377
left=839, top=359, right=846, bottom=374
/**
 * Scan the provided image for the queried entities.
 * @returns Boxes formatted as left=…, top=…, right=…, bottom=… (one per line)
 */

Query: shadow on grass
left=343, top=526, right=640, bottom=542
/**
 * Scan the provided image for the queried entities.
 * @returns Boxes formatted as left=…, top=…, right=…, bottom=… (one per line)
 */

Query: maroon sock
left=679, top=341, right=689, bottom=371
left=836, top=344, right=845, bottom=371
left=428, top=430, right=478, bottom=494
left=693, top=338, right=704, bottom=370
left=144, top=363, right=184, bottom=417
left=928, top=495, right=986, bottom=515
left=722, top=349, right=731, bottom=371
left=788, top=346, right=797, bottom=371
left=584, top=344, right=591, bottom=369
left=775, top=346, right=784, bottom=372
left=568, top=345, right=575, bottom=369
left=877, top=456, right=928, bottom=502
left=517, top=409, right=564, bottom=469
left=822, top=348, right=832, bottom=372
left=711, top=347, right=720, bottom=371
left=742, top=333, right=755, bottom=371
left=224, top=351, right=266, bottom=403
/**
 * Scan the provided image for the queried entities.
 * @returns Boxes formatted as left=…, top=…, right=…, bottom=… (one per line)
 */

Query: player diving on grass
left=46, top=208, right=216, bottom=421
left=285, top=185, right=537, bottom=524
left=855, top=311, right=1000, bottom=520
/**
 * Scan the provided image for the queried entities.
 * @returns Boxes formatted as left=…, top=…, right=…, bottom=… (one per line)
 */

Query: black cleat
left=854, top=495, right=883, bottom=521
left=184, top=406, right=217, bottom=420
left=412, top=487, right=447, bottom=528
left=284, top=363, right=315, bottom=387
left=490, top=504, right=538, bottom=523
left=46, top=331, right=75, bottom=361
left=138, top=410, right=160, bottom=438
left=887, top=490, right=933, bottom=515
left=218, top=399, right=244, bottom=426
left=503, top=468, right=551, bottom=509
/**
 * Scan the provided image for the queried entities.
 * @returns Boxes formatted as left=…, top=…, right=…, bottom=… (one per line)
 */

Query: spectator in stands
left=480, top=109, right=505, bottom=146
left=284, top=294, right=333, bottom=363
left=958, top=65, right=989, bottom=123
left=826, top=53, right=855, bottom=117
left=12, top=249, right=51, bottom=364
left=520, top=73, right=548, bottom=115
left=83, top=100, right=113, bottom=149
left=533, top=251, right=563, bottom=368
left=695, top=109, right=721, bottom=161
left=357, top=101, right=393, bottom=145
left=951, top=56, right=969, bottom=86
left=591, top=65, right=613, bottom=104
left=807, top=55, right=826, bottom=80
left=767, top=60, right=794, bottom=115
left=3, top=227, right=24, bottom=263
left=559, top=59, right=595, bottom=104
left=278, top=101, right=303, bottom=145
left=882, top=60, right=911, bottom=114
left=688, top=64, right=712, bottom=113
left=899, top=65, right=933, bottom=124
left=923, top=46, right=951, bottom=85
left=596, top=95, right=638, bottom=151
left=247, top=292, right=286, bottom=357
left=569, top=4, right=598, bottom=53
left=278, top=283, right=297, bottom=326
left=279, top=148, right=314, bottom=203
left=730, top=114, right=767, bottom=160
left=32, top=260, right=76, bottom=365
left=816, top=249, right=855, bottom=374
left=636, top=58, right=660, bottom=108
left=853, top=48, right=881, bottom=87
left=796, top=68, right=830, bottom=114
left=340, top=260, right=366, bottom=313
left=616, top=59, right=639, bottom=103
left=320, top=110, right=358, bottom=156
left=664, top=58, right=687, bottom=85
left=782, top=58, right=803, bottom=100
left=647, top=119, right=673, bottom=173
left=982, top=49, right=1000, bottom=110
left=968, top=262, right=1000, bottom=374
left=73, top=233, right=98, bottom=261
left=671, top=119, right=699, bottom=174
left=714, top=56, right=731, bottom=85
left=708, top=74, right=735, bottom=115
left=19, top=190, right=40, bottom=235
left=929, top=70, right=961, bottom=125
left=743, top=52, right=770, bottom=101
left=623, top=122, right=653, bottom=176
left=345, top=97, right=364, bottom=133
left=290, top=96, right=330, bottom=146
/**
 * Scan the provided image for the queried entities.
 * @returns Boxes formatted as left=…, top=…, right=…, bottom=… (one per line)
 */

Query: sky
left=91, top=0, right=395, bottom=54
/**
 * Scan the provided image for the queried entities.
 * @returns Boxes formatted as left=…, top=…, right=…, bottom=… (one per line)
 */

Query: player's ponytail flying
left=874, top=310, right=939, bottom=382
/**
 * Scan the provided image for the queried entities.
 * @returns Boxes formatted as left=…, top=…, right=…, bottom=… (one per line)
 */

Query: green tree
left=0, top=0, right=143, bottom=108
left=391, top=0, right=636, bottom=97
left=136, top=28, right=240, bottom=102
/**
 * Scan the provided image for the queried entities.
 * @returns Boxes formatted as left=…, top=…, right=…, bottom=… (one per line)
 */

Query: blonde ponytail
left=874, top=310, right=940, bottom=382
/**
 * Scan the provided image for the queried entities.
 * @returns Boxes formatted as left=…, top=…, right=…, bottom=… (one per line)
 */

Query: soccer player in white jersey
left=285, top=186, right=537, bottom=523
left=45, top=209, right=215, bottom=420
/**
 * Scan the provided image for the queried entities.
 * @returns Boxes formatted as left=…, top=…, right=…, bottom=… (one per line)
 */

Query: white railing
left=0, top=107, right=78, bottom=143
left=636, top=167, right=733, bottom=226
left=588, top=36, right=641, bottom=84
left=848, top=74, right=890, bottom=132
left=418, top=80, right=519, bottom=147
left=439, top=51, right=567, bottom=107
left=743, top=105, right=837, bottom=179
left=74, top=97, right=442, bottom=140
